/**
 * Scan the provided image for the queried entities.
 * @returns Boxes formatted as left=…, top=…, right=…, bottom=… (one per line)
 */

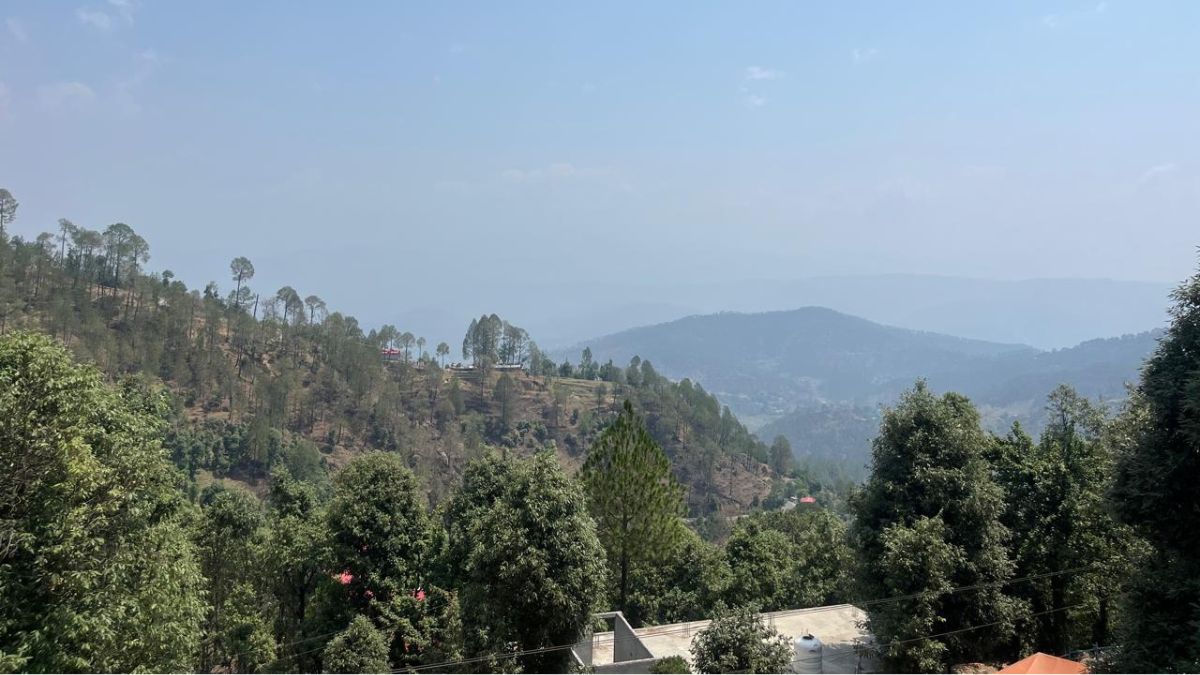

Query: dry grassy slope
left=18, top=282, right=774, bottom=512
left=184, top=362, right=775, bottom=515
left=441, top=369, right=776, bottom=515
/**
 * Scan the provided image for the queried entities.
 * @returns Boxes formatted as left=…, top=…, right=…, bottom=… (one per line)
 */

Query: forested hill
left=565, top=308, right=1162, bottom=475
left=565, top=307, right=1159, bottom=416
left=558, top=307, right=1035, bottom=415
left=0, top=217, right=794, bottom=517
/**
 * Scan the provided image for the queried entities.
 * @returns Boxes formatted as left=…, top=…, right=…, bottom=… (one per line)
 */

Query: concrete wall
left=613, top=612, right=654, bottom=663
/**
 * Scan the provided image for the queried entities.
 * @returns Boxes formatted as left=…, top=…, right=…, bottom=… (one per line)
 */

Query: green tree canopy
left=623, top=527, right=731, bottom=627
left=690, top=605, right=793, bottom=674
left=445, top=452, right=606, bottom=672
left=0, top=188, right=17, bottom=239
left=850, top=381, right=1021, bottom=672
left=264, top=469, right=331, bottom=671
left=326, top=453, right=435, bottom=613
left=769, top=435, right=794, bottom=475
left=0, top=331, right=205, bottom=672
left=724, top=508, right=852, bottom=612
left=322, top=615, right=390, bottom=674
left=195, top=485, right=272, bottom=671
left=990, top=387, right=1144, bottom=657
left=1109, top=262, right=1200, bottom=672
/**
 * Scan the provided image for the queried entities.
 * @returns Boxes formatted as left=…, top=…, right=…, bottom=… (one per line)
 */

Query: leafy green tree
left=724, top=508, right=852, bottom=612
left=769, top=435, right=794, bottom=475
left=650, top=654, right=692, bottom=674
left=493, top=372, right=517, bottom=432
left=579, top=346, right=596, bottom=380
left=436, top=341, right=449, bottom=367
left=445, top=452, right=606, bottom=672
left=581, top=400, right=685, bottom=613
left=373, top=585, right=464, bottom=670
left=990, top=387, right=1144, bottom=657
left=55, top=217, right=76, bottom=262
left=215, top=583, right=277, bottom=673
left=623, top=528, right=731, bottom=626
left=448, top=377, right=464, bottom=415
left=323, top=615, right=390, bottom=673
left=0, top=331, right=205, bottom=672
left=400, top=331, right=415, bottom=363
left=195, top=485, right=271, bottom=671
left=326, top=453, right=435, bottom=613
left=304, top=294, right=326, bottom=324
left=462, top=318, right=477, bottom=362
left=690, top=605, right=793, bottom=674
left=850, top=381, right=1021, bottom=672
left=264, top=470, right=331, bottom=670
left=276, top=286, right=303, bottom=325
left=723, top=525, right=796, bottom=611
left=1109, top=263, right=1200, bottom=672
left=760, top=509, right=853, bottom=605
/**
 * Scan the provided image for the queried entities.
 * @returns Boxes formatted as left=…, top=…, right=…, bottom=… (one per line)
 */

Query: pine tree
left=581, top=400, right=685, bottom=615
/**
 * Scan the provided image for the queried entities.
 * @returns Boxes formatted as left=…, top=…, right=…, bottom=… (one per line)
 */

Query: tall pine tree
left=581, top=400, right=685, bottom=615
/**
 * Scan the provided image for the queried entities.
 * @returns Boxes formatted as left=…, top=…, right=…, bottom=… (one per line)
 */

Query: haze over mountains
left=559, top=305, right=1164, bottom=472
left=397, top=275, right=1172, bottom=353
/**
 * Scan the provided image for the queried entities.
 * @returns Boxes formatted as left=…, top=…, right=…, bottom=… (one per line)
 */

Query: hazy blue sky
left=1, top=2, right=1198, bottom=338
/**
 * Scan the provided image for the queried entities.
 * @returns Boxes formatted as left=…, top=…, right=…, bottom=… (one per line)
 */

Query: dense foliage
left=445, top=452, right=607, bottom=672
left=725, top=508, right=853, bottom=612
left=851, top=382, right=1022, bottom=672
left=0, top=205, right=788, bottom=517
left=0, top=332, right=205, bottom=672
left=690, top=605, right=794, bottom=674
left=989, top=387, right=1143, bottom=657
left=1108, top=265, right=1200, bottom=672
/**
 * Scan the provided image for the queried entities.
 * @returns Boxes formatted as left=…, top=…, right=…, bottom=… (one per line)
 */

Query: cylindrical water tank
left=791, top=633, right=823, bottom=674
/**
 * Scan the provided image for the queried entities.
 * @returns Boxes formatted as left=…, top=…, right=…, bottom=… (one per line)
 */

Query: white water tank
left=792, top=633, right=823, bottom=674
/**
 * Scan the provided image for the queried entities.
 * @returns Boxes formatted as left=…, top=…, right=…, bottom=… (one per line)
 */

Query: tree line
left=0, top=189, right=794, bottom=516
left=0, top=329, right=852, bottom=672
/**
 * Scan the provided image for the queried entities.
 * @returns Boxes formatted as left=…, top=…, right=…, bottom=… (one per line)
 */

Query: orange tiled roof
left=997, top=652, right=1087, bottom=674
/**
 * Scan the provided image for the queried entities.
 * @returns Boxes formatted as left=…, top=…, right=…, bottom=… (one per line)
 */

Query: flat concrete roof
left=587, top=604, right=876, bottom=673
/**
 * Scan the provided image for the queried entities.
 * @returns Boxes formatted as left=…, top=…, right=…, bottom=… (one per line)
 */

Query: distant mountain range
left=558, top=307, right=1162, bottom=473
left=394, top=275, right=1172, bottom=352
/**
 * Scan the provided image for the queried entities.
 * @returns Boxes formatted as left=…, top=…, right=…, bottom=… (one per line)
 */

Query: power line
left=824, top=601, right=1094, bottom=658
left=231, top=591, right=463, bottom=668
left=769, top=563, right=1100, bottom=620
left=219, top=627, right=345, bottom=670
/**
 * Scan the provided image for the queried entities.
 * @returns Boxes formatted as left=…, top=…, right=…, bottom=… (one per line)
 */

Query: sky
left=1, top=1, right=1198, bottom=343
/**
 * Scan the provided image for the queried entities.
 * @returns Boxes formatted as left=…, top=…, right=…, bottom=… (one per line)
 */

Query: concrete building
left=573, top=604, right=878, bottom=674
